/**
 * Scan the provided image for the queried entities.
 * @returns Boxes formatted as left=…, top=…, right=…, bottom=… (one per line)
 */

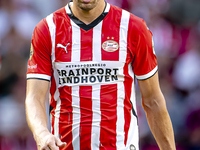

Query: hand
left=35, top=131, right=66, bottom=150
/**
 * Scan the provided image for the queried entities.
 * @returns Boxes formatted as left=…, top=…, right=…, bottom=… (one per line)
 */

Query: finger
left=46, top=141, right=59, bottom=150
left=37, top=144, right=40, bottom=150
left=41, top=145, right=51, bottom=150
left=55, top=137, right=67, bottom=148
left=45, top=145, right=58, bottom=150
left=41, top=139, right=58, bottom=150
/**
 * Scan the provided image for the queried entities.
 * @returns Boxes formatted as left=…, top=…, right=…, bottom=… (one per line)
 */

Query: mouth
left=82, top=0, right=91, bottom=3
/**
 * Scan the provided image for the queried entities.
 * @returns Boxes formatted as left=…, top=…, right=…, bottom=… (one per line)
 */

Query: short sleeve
left=27, top=19, right=52, bottom=81
left=132, top=19, right=157, bottom=80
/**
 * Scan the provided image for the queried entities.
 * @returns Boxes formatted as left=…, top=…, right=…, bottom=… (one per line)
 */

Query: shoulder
left=32, top=18, right=51, bottom=44
left=109, top=4, right=147, bottom=32
left=129, top=14, right=147, bottom=36
left=33, top=6, right=68, bottom=36
left=35, top=6, right=67, bottom=29
left=52, top=7, right=68, bottom=19
left=129, top=13, right=146, bottom=30
left=34, top=19, right=49, bottom=35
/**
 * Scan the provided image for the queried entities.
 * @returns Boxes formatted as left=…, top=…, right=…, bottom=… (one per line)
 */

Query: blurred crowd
left=0, top=0, right=200, bottom=149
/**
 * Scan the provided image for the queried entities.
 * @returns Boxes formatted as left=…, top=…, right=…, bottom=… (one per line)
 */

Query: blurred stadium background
left=0, top=0, right=200, bottom=149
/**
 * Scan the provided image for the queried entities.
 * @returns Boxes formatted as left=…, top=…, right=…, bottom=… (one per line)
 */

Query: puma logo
left=57, top=43, right=70, bottom=53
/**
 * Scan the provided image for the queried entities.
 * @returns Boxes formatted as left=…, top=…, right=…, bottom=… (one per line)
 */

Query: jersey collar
left=65, top=1, right=110, bottom=31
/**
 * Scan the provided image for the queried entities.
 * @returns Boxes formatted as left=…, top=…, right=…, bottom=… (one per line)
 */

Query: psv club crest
left=102, top=40, right=119, bottom=52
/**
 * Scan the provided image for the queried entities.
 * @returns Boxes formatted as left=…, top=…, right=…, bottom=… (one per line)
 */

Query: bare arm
left=25, top=79, right=66, bottom=150
left=138, top=72, right=176, bottom=150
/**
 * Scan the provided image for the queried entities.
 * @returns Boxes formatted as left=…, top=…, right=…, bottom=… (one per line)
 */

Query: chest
left=53, top=20, right=132, bottom=64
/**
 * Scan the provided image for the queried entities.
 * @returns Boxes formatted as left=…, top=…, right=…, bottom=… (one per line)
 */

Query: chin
left=76, top=0, right=99, bottom=11
left=80, top=5, right=95, bottom=11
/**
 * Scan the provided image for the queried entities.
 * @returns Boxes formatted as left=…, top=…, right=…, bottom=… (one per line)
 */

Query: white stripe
left=126, top=63, right=139, bottom=150
left=46, top=14, right=56, bottom=63
left=70, top=17, right=81, bottom=149
left=91, top=84, right=101, bottom=150
left=72, top=86, right=80, bottom=150
left=53, top=69, right=61, bottom=137
left=65, top=4, right=71, bottom=14
left=27, top=74, right=51, bottom=81
left=116, top=82, right=125, bottom=149
left=71, top=20, right=81, bottom=62
left=128, top=64, right=136, bottom=109
left=105, top=3, right=110, bottom=13
left=71, top=18, right=81, bottom=149
left=93, top=22, right=102, bottom=62
left=70, top=18, right=81, bottom=148
left=53, top=69, right=61, bottom=102
left=135, top=65, right=158, bottom=80
left=116, top=10, right=130, bottom=149
left=152, top=38, right=156, bottom=55
left=46, top=13, right=61, bottom=137
left=119, top=10, right=130, bottom=62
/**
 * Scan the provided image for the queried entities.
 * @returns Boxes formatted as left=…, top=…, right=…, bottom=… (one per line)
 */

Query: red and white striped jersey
left=27, top=2, right=157, bottom=150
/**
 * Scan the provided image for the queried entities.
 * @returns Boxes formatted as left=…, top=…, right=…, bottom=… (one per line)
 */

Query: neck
left=70, top=0, right=105, bottom=25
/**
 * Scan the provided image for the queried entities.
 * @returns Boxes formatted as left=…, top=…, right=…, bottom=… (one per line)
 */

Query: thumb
left=55, top=137, right=67, bottom=148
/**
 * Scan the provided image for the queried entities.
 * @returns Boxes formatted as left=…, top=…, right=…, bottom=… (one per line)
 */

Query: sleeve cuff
left=135, top=66, right=158, bottom=80
left=27, top=73, right=51, bottom=81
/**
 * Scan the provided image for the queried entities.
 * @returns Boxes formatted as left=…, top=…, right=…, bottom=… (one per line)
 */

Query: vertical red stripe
left=79, top=86, right=93, bottom=150
left=50, top=76, right=57, bottom=108
left=101, top=7, right=122, bottom=61
left=55, top=10, right=72, bottom=62
left=50, top=74, right=57, bottom=135
left=58, top=86, right=73, bottom=150
left=100, top=84, right=117, bottom=150
left=80, top=29, right=93, bottom=61
left=51, top=114, right=55, bottom=135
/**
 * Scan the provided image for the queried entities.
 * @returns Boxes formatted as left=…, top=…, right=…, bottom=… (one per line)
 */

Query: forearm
left=25, top=94, right=50, bottom=140
left=143, top=96, right=176, bottom=150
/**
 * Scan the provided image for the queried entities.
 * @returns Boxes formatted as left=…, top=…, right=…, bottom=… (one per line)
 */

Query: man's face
left=73, top=0, right=100, bottom=11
